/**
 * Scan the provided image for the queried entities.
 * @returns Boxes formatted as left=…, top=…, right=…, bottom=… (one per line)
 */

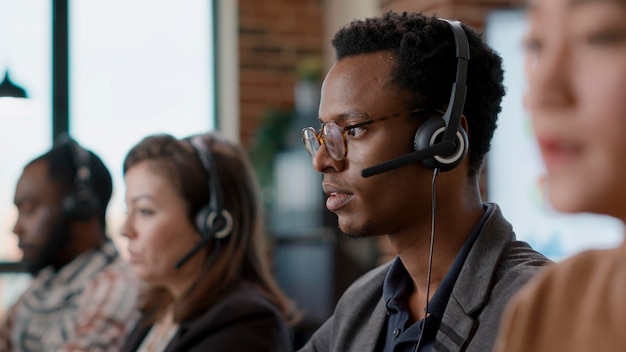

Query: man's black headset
left=55, top=134, right=101, bottom=221
left=175, top=135, right=233, bottom=269
left=362, top=19, right=470, bottom=177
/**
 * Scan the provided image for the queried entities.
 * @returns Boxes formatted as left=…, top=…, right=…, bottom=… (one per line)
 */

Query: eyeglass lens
left=322, top=123, right=345, bottom=160
left=303, top=128, right=320, bottom=157
left=302, top=123, right=346, bottom=161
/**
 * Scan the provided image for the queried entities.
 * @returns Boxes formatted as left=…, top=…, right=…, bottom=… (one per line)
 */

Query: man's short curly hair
left=332, top=11, right=505, bottom=178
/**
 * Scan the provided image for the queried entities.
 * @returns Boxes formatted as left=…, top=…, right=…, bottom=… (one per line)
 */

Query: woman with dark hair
left=121, top=132, right=296, bottom=352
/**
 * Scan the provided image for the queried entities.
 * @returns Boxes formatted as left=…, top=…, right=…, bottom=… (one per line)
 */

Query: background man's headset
left=175, top=135, right=233, bottom=269
left=55, top=134, right=101, bottom=221
left=361, top=18, right=470, bottom=178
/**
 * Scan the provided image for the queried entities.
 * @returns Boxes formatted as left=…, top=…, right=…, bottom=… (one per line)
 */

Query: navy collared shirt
left=379, top=203, right=493, bottom=352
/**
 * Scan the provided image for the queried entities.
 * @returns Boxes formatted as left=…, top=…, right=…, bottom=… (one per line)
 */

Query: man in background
left=0, top=135, right=138, bottom=351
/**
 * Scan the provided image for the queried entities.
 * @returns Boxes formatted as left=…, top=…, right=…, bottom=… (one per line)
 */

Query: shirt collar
left=383, top=203, right=494, bottom=318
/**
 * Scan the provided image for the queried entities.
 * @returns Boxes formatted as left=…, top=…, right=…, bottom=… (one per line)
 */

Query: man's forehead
left=320, top=56, right=404, bottom=121
left=22, top=160, right=50, bottom=181
left=15, top=161, right=59, bottom=200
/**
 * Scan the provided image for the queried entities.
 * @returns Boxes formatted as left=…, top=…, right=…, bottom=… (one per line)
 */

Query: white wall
left=323, top=0, right=379, bottom=72
left=216, top=0, right=239, bottom=142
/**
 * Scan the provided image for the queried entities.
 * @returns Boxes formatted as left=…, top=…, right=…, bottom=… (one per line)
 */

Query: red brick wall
left=237, top=0, right=523, bottom=147
left=238, top=0, right=323, bottom=147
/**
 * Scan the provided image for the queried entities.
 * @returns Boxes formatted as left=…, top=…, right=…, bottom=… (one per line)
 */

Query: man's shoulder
left=498, top=239, right=552, bottom=278
left=76, top=245, right=139, bottom=302
left=479, top=238, right=552, bottom=306
left=447, top=206, right=552, bottom=321
left=479, top=203, right=552, bottom=283
left=97, top=254, right=138, bottom=284
left=87, top=241, right=136, bottom=280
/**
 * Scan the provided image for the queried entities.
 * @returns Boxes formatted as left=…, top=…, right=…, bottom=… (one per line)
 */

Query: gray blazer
left=299, top=203, right=550, bottom=352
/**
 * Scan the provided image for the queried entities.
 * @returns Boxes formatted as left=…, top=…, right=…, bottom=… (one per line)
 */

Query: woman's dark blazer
left=122, top=284, right=293, bottom=352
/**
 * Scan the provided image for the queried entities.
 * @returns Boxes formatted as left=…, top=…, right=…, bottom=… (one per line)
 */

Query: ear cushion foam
left=414, top=118, right=468, bottom=171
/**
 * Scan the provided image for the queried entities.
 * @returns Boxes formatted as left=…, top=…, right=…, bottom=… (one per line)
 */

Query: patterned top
left=0, top=240, right=140, bottom=352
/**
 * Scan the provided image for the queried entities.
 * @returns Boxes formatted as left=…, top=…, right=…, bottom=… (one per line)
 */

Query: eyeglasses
left=302, top=108, right=437, bottom=161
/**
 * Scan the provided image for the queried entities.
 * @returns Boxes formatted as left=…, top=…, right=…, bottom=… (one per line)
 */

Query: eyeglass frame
left=301, top=107, right=441, bottom=161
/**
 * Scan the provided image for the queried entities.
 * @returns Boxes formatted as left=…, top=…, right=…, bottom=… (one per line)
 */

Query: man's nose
left=312, top=143, right=345, bottom=173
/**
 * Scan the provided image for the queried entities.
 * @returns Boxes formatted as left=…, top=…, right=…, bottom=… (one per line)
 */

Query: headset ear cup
left=60, top=139, right=101, bottom=221
left=62, top=191, right=100, bottom=221
left=195, top=206, right=233, bottom=240
left=195, top=206, right=213, bottom=239
left=414, top=118, right=468, bottom=171
left=62, top=194, right=76, bottom=219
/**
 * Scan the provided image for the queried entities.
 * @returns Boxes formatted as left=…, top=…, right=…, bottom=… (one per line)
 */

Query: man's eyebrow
left=318, top=109, right=371, bottom=125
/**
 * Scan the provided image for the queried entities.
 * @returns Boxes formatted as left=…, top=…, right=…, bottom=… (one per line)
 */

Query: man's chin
left=338, top=222, right=373, bottom=239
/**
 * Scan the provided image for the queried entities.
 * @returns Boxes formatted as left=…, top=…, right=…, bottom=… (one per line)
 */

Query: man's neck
left=389, top=195, right=485, bottom=321
left=54, top=222, right=106, bottom=270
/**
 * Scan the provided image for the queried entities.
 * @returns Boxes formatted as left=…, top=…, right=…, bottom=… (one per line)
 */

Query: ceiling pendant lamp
left=0, top=70, right=28, bottom=98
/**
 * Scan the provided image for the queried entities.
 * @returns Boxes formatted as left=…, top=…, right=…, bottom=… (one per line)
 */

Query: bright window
left=69, top=0, right=216, bottom=252
left=0, top=0, right=52, bottom=312
left=0, top=0, right=216, bottom=313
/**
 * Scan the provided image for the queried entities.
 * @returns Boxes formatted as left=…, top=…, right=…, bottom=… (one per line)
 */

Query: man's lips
left=322, top=183, right=350, bottom=196
left=322, top=183, right=354, bottom=212
left=326, top=193, right=354, bottom=212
